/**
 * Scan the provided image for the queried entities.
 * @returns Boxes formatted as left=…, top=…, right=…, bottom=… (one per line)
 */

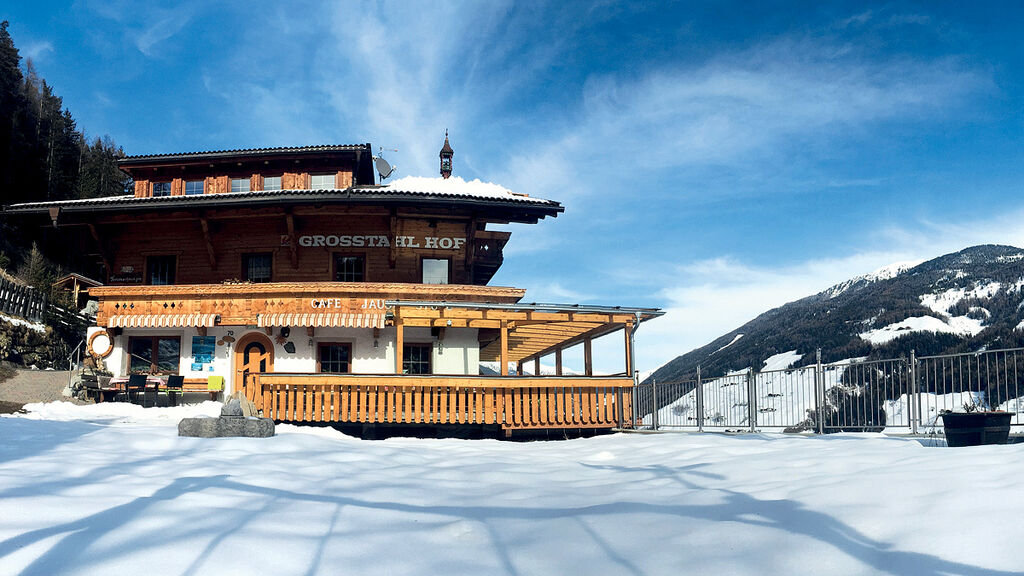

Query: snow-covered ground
left=2, top=403, right=1023, bottom=576
left=0, top=312, right=46, bottom=333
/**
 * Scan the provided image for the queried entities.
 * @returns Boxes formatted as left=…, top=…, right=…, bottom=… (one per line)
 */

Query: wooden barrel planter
left=940, top=412, right=1012, bottom=447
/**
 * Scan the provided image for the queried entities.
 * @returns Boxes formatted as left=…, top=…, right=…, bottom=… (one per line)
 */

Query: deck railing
left=242, top=373, right=634, bottom=430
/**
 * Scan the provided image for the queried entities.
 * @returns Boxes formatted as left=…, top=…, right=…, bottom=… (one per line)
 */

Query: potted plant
left=939, top=394, right=1012, bottom=447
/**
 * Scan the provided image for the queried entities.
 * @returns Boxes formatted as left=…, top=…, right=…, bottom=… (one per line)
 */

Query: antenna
left=374, top=147, right=397, bottom=182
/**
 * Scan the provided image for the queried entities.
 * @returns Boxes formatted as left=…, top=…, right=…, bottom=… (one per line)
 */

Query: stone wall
left=0, top=317, right=63, bottom=368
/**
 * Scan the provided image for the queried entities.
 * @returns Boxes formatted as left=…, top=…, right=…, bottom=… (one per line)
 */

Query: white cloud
left=22, top=41, right=53, bottom=62
left=632, top=208, right=1024, bottom=372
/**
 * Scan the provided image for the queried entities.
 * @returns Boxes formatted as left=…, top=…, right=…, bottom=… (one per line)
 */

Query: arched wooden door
left=233, top=332, right=275, bottom=393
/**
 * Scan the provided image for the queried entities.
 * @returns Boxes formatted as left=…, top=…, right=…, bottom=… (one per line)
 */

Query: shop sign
left=291, top=234, right=467, bottom=250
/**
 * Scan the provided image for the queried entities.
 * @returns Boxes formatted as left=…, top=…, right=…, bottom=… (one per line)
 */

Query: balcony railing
left=242, top=372, right=634, bottom=431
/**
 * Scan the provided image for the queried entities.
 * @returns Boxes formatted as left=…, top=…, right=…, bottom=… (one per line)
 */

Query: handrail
left=246, top=371, right=633, bottom=380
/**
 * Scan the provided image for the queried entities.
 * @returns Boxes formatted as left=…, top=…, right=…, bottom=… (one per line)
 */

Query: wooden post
left=624, top=323, right=634, bottom=377
left=555, top=348, right=563, bottom=376
left=534, top=356, right=540, bottom=377
left=516, top=361, right=523, bottom=376
left=500, top=320, right=509, bottom=376
left=584, top=337, right=593, bottom=376
left=395, top=321, right=404, bottom=374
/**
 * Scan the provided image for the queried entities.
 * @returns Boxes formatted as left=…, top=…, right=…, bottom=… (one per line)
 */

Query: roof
left=3, top=183, right=563, bottom=221
left=52, top=272, right=104, bottom=288
left=118, top=144, right=371, bottom=165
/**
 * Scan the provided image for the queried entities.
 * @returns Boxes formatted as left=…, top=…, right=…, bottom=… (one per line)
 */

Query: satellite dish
left=375, top=156, right=395, bottom=181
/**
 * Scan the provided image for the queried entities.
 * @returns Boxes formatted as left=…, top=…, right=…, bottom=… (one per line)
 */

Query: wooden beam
left=198, top=217, right=217, bottom=268
left=534, top=356, right=540, bottom=376
left=584, top=337, right=593, bottom=376
left=519, top=322, right=627, bottom=362
left=555, top=348, right=562, bottom=376
left=285, top=211, right=299, bottom=269
left=395, top=321, right=404, bottom=374
left=624, top=323, right=634, bottom=377
left=500, top=320, right=509, bottom=376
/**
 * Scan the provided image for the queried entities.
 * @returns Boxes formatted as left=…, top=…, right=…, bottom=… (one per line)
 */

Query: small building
left=3, top=141, right=662, bottom=433
left=52, top=272, right=103, bottom=310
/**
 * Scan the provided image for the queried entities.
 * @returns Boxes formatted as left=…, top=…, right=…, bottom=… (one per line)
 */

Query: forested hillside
left=0, top=20, right=129, bottom=286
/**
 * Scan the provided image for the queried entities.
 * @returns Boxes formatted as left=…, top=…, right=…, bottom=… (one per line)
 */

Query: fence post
left=747, top=368, right=757, bottom=432
left=815, top=348, right=824, bottom=435
left=651, top=378, right=659, bottom=431
left=696, top=365, right=704, bottom=432
left=909, top=350, right=918, bottom=435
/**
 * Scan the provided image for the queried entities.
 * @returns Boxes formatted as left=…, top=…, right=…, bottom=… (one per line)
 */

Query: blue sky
left=5, top=1, right=1024, bottom=372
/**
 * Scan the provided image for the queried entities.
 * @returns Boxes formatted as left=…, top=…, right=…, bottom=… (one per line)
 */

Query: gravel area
left=0, top=368, right=86, bottom=407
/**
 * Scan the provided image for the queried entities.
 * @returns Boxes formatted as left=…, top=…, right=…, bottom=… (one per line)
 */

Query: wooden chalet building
left=4, top=141, right=662, bottom=434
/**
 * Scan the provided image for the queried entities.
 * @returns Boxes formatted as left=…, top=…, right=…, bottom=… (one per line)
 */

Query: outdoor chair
left=126, top=374, right=147, bottom=405
left=207, top=375, right=224, bottom=401
left=165, top=375, right=184, bottom=407
left=142, top=380, right=158, bottom=408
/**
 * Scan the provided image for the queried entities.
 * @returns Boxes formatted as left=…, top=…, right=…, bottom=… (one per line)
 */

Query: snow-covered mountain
left=646, top=244, right=1024, bottom=385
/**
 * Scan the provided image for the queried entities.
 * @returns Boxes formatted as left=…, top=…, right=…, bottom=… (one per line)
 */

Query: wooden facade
left=87, top=208, right=511, bottom=286
left=3, top=143, right=662, bottom=434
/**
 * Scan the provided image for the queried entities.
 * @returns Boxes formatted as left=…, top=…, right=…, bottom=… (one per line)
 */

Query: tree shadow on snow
left=0, top=460, right=1016, bottom=576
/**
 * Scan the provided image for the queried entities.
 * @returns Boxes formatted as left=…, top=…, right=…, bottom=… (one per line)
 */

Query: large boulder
left=178, top=394, right=274, bottom=438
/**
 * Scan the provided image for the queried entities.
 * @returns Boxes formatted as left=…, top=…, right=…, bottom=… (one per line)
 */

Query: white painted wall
left=97, top=324, right=482, bottom=396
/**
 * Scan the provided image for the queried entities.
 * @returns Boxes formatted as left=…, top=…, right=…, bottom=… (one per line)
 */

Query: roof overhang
left=4, top=188, right=563, bottom=224
left=387, top=300, right=664, bottom=363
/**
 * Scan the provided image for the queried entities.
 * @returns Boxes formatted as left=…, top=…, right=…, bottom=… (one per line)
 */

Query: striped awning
left=107, top=314, right=219, bottom=328
left=257, top=313, right=386, bottom=329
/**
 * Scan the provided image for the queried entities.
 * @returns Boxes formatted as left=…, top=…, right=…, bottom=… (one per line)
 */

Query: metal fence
left=635, top=347, right=1024, bottom=435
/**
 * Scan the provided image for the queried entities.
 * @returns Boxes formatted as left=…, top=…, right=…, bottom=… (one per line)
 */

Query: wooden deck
left=242, top=373, right=634, bottom=431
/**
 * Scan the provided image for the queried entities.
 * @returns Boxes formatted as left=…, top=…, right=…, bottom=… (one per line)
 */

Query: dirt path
left=0, top=368, right=86, bottom=410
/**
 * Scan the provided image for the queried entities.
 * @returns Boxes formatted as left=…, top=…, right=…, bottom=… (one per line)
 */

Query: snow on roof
left=384, top=176, right=541, bottom=201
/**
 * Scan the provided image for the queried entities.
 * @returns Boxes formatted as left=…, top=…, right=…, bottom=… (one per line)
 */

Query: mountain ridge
left=646, top=244, right=1024, bottom=385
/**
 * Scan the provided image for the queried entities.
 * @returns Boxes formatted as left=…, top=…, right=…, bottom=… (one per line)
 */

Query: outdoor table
left=102, top=376, right=166, bottom=403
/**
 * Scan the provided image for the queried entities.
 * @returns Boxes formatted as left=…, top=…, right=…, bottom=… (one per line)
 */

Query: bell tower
left=439, top=131, right=454, bottom=179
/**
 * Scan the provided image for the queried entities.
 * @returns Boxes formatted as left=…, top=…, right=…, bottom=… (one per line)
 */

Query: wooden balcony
left=242, top=373, right=634, bottom=431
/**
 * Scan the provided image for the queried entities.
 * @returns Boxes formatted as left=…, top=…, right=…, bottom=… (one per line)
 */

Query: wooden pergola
left=389, top=300, right=664, bottom=379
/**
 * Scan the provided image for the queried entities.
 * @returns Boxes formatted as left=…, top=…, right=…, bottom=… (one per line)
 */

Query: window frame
left=128, top=335, right=181, bottom=375
left=152, top=181, right=172, bottom=197
left=332, top=253, right=366, bottom=282
left=146, top=255, right=177, bottom=285
left=421, top=257, right=451, bottom=285
left=262, top=175, right=282, bottom=191
left=241, top=252, right=273, bottom=283
left=184, top=180, right=204, bottom=195
left=317, top=342, right=353, bottom=374
left=402, top=343, right=432, bottom=375
left=310, top=173, right=335, bottom=189
left=230, top=177, right=251, bottom=193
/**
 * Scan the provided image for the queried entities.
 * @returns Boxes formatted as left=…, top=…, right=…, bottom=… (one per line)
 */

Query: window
left=152, top=181, right=171, bottom=197
left=422, top=258, right=449, bottom=284
left=184, top=180, right=204, bottom=195
left=403, top=344, right=431, bottom=375
left=129, top=336, right=181, bottom=375
left=318, top=343, right=351, bottom=374
left=242, top=253, right=272, bottom=283
left=310, top=173, right=334, bottom=189
left=263, top=176, right=282, bottom=191
left=333, top=254, right=365, bottom=282
left=231, top=178, right=250, bottom=193
left=146, top=255, right=176, bottom=285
